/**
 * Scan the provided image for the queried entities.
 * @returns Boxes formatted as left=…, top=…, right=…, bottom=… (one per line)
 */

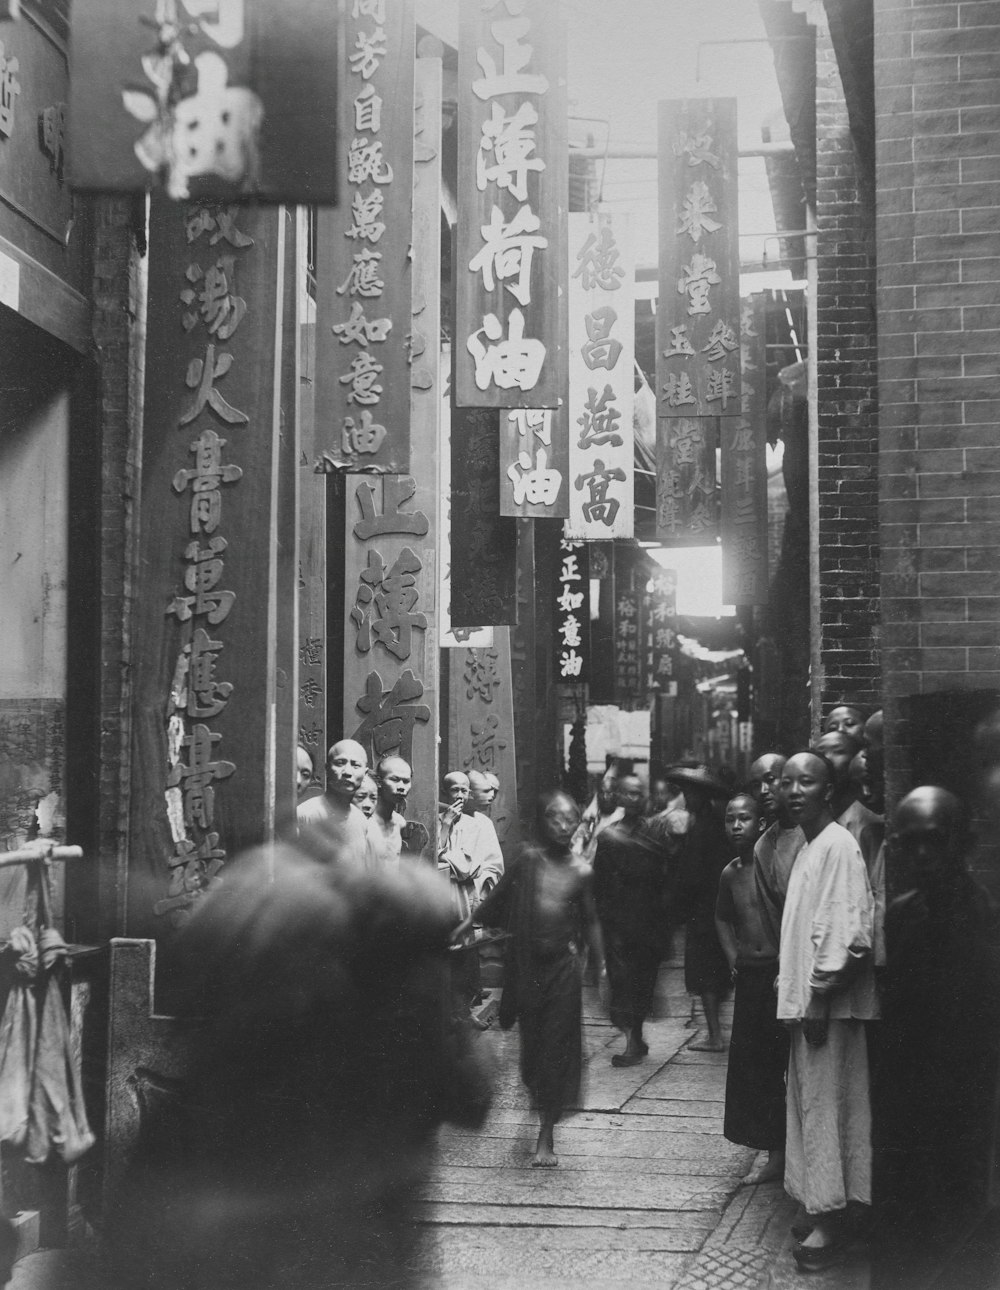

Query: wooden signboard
left=643, top=566, right=679, bottom=693
left=69, top=0, right=339, bottom=203
left=450, top=406, right=517, bottom=628
left=656, top=98, right=740, bottom=418
left=315, top=0, right=414, bottom=472
left=455, top=0, right=567, bottom=408
left=655, top=416, right=720, bottom=545
left=722, top=295, right=769, bottom=605
left=127, top=196, right=284, bottom=945
left=566, top=212, right=635, bottom=539
left=447, top=635, right=518, bottom=847
left=297, top=310, right=326, bottom=770
left=499, top=408, right=569, bottom=518
left=510, top=519, right=535, bottom=830
left=614, top=586, right=643, bottom=709
left=555, top=538, right=589, bottom=684
left=439, top=385, right=493, bottom=649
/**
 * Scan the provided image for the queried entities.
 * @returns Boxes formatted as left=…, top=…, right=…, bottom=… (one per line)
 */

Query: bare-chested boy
left=715, top=793, right=789, bottom=1186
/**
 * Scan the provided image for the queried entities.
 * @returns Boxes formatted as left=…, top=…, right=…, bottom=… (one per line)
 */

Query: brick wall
left=875, top=0, right=1000, bottom=821
left=816, top=19, right=881, bottom=721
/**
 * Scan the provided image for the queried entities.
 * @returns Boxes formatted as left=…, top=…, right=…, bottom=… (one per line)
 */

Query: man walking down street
left=777, top=751, right=879, bottom=1272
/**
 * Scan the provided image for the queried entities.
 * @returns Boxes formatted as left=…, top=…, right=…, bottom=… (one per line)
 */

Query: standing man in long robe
left=777, top=750, right=879, bottom=1273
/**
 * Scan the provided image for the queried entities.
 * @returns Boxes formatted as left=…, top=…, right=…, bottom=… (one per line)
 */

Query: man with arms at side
left=750, top=753, right=806, bottom=953
left=366, top=755, right=413, bottom=872
left=296, top=739, right=370, bottom=870
left=777, top=751, right=879, bottom=1271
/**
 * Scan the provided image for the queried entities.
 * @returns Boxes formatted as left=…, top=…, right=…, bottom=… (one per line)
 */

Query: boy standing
left=715, top=793, right=788, bottom=1186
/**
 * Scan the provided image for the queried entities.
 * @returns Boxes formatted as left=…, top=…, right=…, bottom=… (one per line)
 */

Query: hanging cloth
left=0, top=927, right=40, bottom=1148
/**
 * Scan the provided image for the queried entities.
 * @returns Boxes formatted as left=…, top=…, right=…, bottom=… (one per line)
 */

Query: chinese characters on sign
left=68, top=0, right=339, bottom=201
left=656, top=98, right=740, bottom=418
left=554, top=539, right=589, bottom=682
left=315, top=0, right=414, bottom=471
left=613, top=586, right=643, bottom=709
left=500, top=408, right=569, bottom=517
left=566, top=212, right=635, bottom=539
left=128, top=198, right=282, bottom=941
left=643, top=567, right=679, bottom=694
left=722, top=294, right=769, bottom=605
left=655, top=416, right=720, bottom=544
left=447, top=636, right=518, bottom=845
left=456, top=0, right=567, bottom=408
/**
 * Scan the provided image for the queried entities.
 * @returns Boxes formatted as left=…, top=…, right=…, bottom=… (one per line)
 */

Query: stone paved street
left=415, top=954, right=871, bottom=1290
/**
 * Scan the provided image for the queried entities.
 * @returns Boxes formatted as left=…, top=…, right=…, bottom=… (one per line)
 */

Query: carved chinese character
left=300, top=676, right=322, bottom=707
left=506, top=445, right=561, bottom=506
left=705, top=365, right=736, bottom=410
left=677, top=180, right=722, bottom=243
left=345, top=189, right=386, bottom=244
left=0, top=42, right=20, bottom=138
left=662, top=324, right=695, bottom=359
left=299, top=637, right=324, bottom=667
left=332, top=301, right=392, bottom=348
left=558, top=614, right=582, bottom=649
left=185, top=204, right=254, bottom=248
left=674, top=129, right=720, bottom=169
left=657, top=494, right=682, bottom=534
left=472, top=17, right=549, bottom=100
left=572, top=226, right=624, bottom=292
left=559, top=649, right=583, bottom=679
left=337, top=248, right=384, bottom=298
left=469, top=712, right=506, bottom=769
left=669, top=420, right=705, bottom=466
left=38, top=102, right=66, bottom=179
left=353, top=81, right=383, bottom=132
left=576, top=384, right=622, bottom=449
left=507, top=409, right=550, bottom=445
left=167, top=538, right=236, bottom=625
left=464, top=649, right=501, bottom=703
left=181, top=345, right=249, bottom=426
left=467, top=309, right=545, bottom=393
left=339, top=351, right=384, bottom=405
left=180, top=258, right=247, bottom=339
left=677, top=253, right=720, bottom=316
left=347, top=135, right=393, bottom=185
left=351, top=547, right=427, bottom=661
left=183, top=627, right=233, bottom=719
left=342, top=410, right=387, bottom=456
left=688, top=501, right=714, bottom=533
left=735, top=456, right=755, bottom=488
left=352, top=0, right=386, bottom=20
left=349, top=26, right=388, bottom=80
left=352, top=475, right=430, bottom=539
left=556, top=584, right=583, bottom=613
left=732, top=425, right=754, bottom=454
left=477, top=100, right=543, bottom=201
left=469, top=203, right=547, bottom=306
left=702, top=319, right=738, bottom=362
left=166, top=724, right=236, bottom=830
left=581, top=306, right=621, bottom=371
left=172, top=429, right=243, bottom=534
left=560, top=553, right=580, bottom=582
left=662, top=372, right=696, bottom=408
left=575, top=458, right=626, bottom=527
left=154, top=833, right=226, bottom=922
left=352, top=668, right=431, bottom=763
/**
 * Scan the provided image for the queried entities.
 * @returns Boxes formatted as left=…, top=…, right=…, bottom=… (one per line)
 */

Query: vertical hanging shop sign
left=342, top=473, right=435, bottom=769
left=722, top=294, right=769, bottom=605
left=655, top=416, right=719, bottom=544
left=439, top=386, right=493, bottom=648
left=500, top=408, right=569, bottom=518
left=450, top=406, right=518, bottom=628
left=644, top=566, right=679, bottom=695
left=555, top=538, right=589, bottom=683
left=69, top=0, right=339, bottom=202
left=656, top=98, right=740, bottom=419
left=614, top=585, right=643, bottom=709
left=455, top=0, right=567, bottom=409
left=566, top=211, right=635, bottom=540
left=447, top=635, right=519, bottom=846
left=128, top=197, right=282, bottom=943
left=314, top=0, right=414, bottom=472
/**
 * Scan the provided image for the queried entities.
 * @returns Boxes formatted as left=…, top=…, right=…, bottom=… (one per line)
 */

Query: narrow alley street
left=415, top=954, right=869, bottom=1290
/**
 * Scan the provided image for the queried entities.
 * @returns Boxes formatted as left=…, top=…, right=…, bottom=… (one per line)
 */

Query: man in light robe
left=296, top=739, right=370, bottom=870
left=777, top=750, right=879, bottom=1272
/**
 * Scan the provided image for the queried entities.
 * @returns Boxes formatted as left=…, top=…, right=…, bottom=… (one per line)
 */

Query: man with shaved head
left=874, top=787, right=1000, bottom=1268
left=296, top=738, right=370, bottom=869
left=776, top=750, right=879, bottom=1272
left=750, top=753, right=806, bottom=955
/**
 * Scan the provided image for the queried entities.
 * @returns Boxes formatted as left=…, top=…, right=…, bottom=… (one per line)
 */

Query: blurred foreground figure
left=103, top=846, right=492, bottom=1290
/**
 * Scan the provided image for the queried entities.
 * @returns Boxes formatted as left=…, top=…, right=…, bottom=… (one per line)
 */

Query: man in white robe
left=777, top=750, right=879, bottom=1272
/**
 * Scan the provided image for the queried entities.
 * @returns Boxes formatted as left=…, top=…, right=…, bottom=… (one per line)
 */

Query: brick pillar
left=876, top=0, right=1000, bottom=836
left=815, top=19, right=881, bottom=722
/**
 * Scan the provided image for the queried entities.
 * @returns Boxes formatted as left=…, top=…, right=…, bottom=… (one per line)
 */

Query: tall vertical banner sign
left=643, top=566, right=679, bottom=694
left=315, top=0, right=415, bottom=471
left=614, top=585, right=643, bottom=710
left=500, top=409, right=569, bottom=518
left=128, top=198, right=282, bottom=945
left=447, top=637, right=519, bottom=847
left=655, top=417, right=720, bottom=544
left=656, top=98, right=740, bottom=419
left=439, top=377, right=494, bottom=649
left=450, top=408, right=518, bottom=627
left=555, top=539, right=590, bottom=683
left=69, top=0, right=340, bottom=203
left=566, top=212, right=635, bottom=539
left=455, top=0, right=568, bottom=408
left=722, top=295, right=769, bottom=605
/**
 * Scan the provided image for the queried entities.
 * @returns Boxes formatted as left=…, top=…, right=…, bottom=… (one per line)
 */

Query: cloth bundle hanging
left=0, top=862, right=95, bottom=1164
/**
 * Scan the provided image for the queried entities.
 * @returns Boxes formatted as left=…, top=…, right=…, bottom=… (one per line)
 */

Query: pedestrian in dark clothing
left=593, top=774, right=670, bottom=1067
left=669, top=765, right=733, bottom=1051
left=456, top=790, right=604, bottom=1168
